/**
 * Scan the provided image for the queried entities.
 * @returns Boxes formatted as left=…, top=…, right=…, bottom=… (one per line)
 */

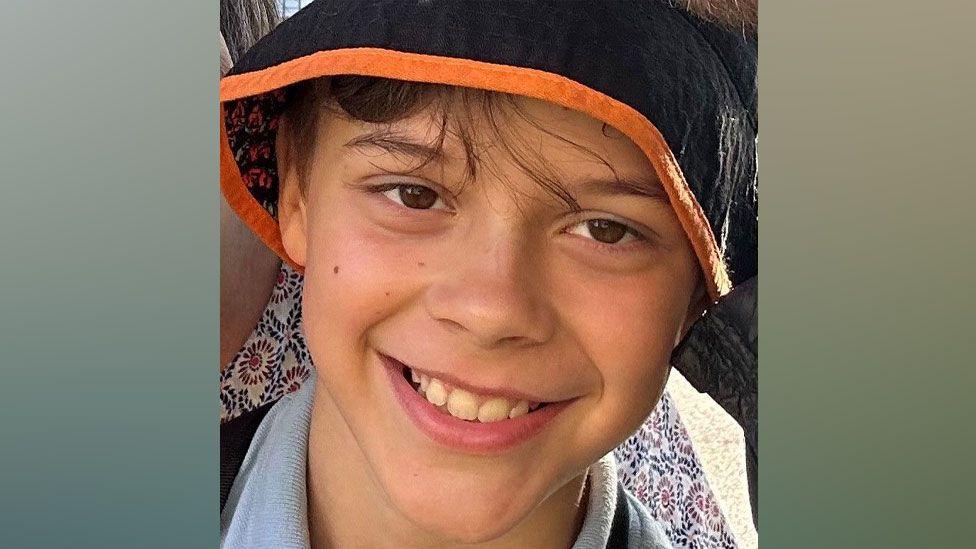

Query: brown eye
left=586, top=219, right=629, bottom=243
left=397, top=184, right=440, bottom=209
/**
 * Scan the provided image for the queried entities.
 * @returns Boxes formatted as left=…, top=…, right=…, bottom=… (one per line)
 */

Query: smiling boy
left=219, top=2, right=757, bottom=548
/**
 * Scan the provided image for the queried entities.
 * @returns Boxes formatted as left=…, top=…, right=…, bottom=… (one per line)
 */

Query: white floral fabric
left=221, top=264, right=738, bottom=548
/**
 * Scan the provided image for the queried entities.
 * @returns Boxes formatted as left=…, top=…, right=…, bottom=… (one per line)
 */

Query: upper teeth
left=409, top=368, right=540, bottom=423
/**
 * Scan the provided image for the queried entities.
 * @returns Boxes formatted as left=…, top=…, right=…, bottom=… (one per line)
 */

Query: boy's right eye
left=377, top=183, right=448, bottom=210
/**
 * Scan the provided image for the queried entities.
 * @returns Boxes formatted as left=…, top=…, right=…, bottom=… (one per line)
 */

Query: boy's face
left=279, top=93, right=702, bottom=542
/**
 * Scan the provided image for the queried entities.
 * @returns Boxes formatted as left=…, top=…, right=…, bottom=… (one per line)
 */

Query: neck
left=306, top=380, right=589, bottom=549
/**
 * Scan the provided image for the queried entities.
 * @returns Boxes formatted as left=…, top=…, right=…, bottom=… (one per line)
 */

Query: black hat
left=220, top=0, right=757, bottom=300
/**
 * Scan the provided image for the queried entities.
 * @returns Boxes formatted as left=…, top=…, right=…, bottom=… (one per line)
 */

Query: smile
left=404, top=366, right=546, bottom=423
left=379, top=353, right=572, bottom=454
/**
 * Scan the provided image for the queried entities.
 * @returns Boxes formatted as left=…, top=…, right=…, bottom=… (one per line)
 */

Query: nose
left=424, top=230, right=556, bottom=350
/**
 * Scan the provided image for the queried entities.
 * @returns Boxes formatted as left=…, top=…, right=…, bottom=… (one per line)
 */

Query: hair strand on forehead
left=281, top=75, right=643, bottom=213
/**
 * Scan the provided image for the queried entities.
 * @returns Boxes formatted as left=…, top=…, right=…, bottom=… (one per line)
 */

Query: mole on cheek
left=333, top=265, right=339, bottom=274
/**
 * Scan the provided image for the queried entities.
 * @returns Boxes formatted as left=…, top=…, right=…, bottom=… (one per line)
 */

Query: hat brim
left=220, top=47, right=732, bottom=299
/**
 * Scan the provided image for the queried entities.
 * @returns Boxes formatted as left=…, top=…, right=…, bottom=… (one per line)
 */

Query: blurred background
left=280, top=0, right=309, bottom=17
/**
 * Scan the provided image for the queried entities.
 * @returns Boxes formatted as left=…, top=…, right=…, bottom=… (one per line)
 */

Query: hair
left=678, top=0, right=758, bottom=35
left=280, top=76, right=631, bottom=212
left=280, top=75, right=705, bottom=296
left=219, top=0, right=281, bottom=64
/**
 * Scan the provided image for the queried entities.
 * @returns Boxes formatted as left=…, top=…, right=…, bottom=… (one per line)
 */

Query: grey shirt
left=220, top=380, right=671, bottom=548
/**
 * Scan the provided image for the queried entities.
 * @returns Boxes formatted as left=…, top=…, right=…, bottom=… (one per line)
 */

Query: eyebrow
left=578, top=177, right=671, bottom=203
left=344, top=129, right=444, bottom=162
left=344, top=130, right=670, bottom=204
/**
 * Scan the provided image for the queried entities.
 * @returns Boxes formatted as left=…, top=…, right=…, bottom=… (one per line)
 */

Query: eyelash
left=364, top=181, right=655, bottom=253
left=562, top=217, right=652, bottom=254
left=366, top=181, right=453, bottom=212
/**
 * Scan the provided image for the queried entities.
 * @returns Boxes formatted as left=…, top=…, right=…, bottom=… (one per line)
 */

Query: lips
left=379, top=353, right=574, bottom=454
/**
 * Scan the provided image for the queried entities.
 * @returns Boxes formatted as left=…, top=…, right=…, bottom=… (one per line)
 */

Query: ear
left=276, top=117, right=308, bottom=267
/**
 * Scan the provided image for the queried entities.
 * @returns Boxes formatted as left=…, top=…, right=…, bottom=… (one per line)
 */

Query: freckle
left=333, top=265, right=339, bottom=274
left=417, top=262, right=425, bottom=267
left=385, top=291, right=390, bottom=296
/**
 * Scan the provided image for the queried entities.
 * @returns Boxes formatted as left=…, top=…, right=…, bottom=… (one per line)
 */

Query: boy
left=220, top=1, right=757, bottom=547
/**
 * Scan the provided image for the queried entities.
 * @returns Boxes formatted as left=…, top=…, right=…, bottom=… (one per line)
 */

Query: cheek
left=299, top=196, right=430, bottom=361
left=554, top=266, right=691, bottom=437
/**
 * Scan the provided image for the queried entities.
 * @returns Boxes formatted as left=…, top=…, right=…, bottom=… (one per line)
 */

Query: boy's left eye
left=379, top=184, right=448, bottom=210
left=567, top=218, right=643, bottom=245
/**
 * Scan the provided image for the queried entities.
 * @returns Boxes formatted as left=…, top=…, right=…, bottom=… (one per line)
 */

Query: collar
left=220, top=380, right=313, bottom=548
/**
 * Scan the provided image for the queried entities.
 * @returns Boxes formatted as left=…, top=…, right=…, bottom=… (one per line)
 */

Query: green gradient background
left=760, top=1, right=976, bottom=546
left=0, top=1, right=217, bottom=547
left=0, top=1, right=974, bottom=547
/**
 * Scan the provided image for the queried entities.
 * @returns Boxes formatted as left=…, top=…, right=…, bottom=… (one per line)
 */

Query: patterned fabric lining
left=224, top=92, right=288, bottom=220
left=221, top=264, right=738, bottom=548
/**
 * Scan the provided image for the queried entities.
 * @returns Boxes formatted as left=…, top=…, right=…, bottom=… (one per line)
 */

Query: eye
left=567, top=218, right=643, bottom=244
left=380, top=183, right=447, bottom=210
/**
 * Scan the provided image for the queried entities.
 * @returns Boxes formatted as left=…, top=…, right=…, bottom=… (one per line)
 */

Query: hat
left=219, top=0, right=757, bottom=300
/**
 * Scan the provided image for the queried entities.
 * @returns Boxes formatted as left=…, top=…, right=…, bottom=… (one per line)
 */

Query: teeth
left=477, top=398, right=511, bottom=423
left=408, top=367, right=544, bottom=422
left=446, top=389, right=479, bottom=421
left=425, top=379, right=448, bottom=406
left=509, top=400, right=530, bottom=419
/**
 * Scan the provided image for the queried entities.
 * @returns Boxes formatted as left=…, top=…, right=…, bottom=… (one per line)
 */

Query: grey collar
left=220, top=380, right=313, bottom=548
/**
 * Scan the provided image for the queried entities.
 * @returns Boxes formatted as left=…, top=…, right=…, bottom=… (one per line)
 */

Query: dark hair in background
left=220, top=0, right=280, bottom=64
left=678, top=0, right=757, bottom=35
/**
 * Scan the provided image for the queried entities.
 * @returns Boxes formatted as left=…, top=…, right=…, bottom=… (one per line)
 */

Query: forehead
left=506, top=96, right=652, bottom=168
left=316, top=93, right=663, bottom=198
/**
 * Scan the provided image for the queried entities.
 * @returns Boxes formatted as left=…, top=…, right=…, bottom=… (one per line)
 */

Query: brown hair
left=280, top=75, right=632, bottom=211
left=280, top=75, right=706, bottom=291
left=279, top=74, right=704, bottom=301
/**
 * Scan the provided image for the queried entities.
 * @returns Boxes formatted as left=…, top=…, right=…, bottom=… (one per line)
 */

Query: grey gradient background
left=1, top=1, right=974, bottom=547
left=0, top=1, right=217, bottom=547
